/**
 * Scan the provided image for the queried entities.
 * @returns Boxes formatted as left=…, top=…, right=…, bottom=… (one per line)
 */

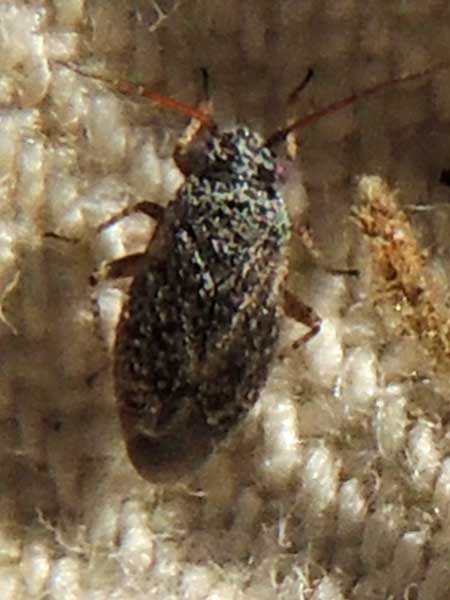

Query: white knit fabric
left=1, top=1, right=450, bottom=598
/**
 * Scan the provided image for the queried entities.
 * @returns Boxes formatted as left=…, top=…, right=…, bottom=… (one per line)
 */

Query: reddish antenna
left=54, top=61, right=216, bottom=131
left=266, top=63, right=447, bottom=148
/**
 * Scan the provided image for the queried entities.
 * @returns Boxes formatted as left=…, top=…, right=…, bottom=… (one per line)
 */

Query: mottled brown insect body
left=114, top=126, right=291, bottom=482
left=108, top=64, right=440, bottom=483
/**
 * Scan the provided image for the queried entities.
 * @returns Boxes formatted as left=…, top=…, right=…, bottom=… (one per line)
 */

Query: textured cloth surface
left=2, top=1, right=450, bottom=598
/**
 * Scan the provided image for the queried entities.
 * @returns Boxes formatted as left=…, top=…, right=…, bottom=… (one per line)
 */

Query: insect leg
left=97, top=201, right=165, bottom=232
left=277, top=291, right=321, bottom=360
left=90, top=200, right=165, bottom=285
left=283, top=289, right=321, bottom=343
left=101, top=252, right=149, bottom=280
left=296, top=223, right=359, bottom=277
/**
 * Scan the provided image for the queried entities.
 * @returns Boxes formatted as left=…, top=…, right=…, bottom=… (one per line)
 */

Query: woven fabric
left=1, top=1, right=450, bottom=598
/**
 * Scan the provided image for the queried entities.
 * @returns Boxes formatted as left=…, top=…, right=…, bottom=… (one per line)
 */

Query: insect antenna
left=287, top=67, right=314, bottom=104
left=53, top=60, right=217, bottom=132
left=266, top=63, right=448, bottom=149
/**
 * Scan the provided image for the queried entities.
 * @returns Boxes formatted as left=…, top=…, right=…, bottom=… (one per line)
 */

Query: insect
left=114, top=124, right=294, bottom=483
left=68, top=61, right=443, bottom=483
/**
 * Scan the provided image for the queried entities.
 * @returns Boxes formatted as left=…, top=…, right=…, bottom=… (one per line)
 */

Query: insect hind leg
left=277, top=290, right=321, bottom=361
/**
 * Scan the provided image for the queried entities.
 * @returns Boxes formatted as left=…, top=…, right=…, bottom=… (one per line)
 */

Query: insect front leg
left=91, top=201, right=166, bottom=285
left=97, top=200, right=165, bottom=234
left=171, top=100, right=214, bottom=176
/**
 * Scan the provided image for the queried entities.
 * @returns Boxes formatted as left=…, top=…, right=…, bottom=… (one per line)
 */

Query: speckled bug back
left=114, top=126, right=291, bottom=482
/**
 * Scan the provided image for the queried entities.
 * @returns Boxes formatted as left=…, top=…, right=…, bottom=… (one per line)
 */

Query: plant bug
left=61, top=61, right=445, bottom=482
